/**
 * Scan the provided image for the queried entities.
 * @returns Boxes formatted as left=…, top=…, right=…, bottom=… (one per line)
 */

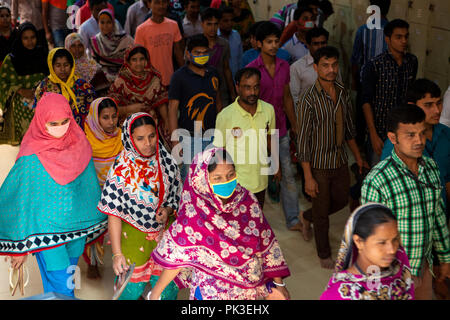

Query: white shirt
left=440, top=85, right=450, bottom=128
left=182, top=15, right=203, bottom=38
left=281, top=33, right=309, bottom=63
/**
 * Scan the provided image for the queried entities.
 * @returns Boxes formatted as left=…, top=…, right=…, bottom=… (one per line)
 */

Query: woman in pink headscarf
left=0, top=93, right=107, bottom=297
left=149, top=147, right=291, bottom=300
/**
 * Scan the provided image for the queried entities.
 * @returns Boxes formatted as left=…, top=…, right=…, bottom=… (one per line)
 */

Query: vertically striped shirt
left=296, top=80, right=356, bottom=169
left=361, top=150, right=450, bottom=276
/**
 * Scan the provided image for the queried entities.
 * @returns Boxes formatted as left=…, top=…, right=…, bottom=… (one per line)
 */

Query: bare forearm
left=108, top=215, right=122, bottom=255
left=347, top=138, right=362, bottom=161
left=362, top=103, right=376, bottom=135
left=301, top=161, right=313, bottom=179
left=42, top=3, right=50, bottom=33
left=151, top=268, right=181, bottom=299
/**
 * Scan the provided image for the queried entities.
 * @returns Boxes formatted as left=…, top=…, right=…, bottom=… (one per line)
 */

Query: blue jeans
left=52, top=28, right=71, bottom=48
left=279, top=135, right=300, bottom=228
left=179, top=135, right=214, bottom=182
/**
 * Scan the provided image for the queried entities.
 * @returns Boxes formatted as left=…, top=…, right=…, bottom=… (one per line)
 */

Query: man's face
left=296, top=11, right=314, bottom=32
left=388, top=122, right=427, bottom=160
left=219, top=13, right=234, bottom=34
left=257, top=34, right=280, bottom=57
left=415, top=93, right=443, bottom=125
left=386, top=27, right=409, bottom=55
left=202, top=17, right=219, bottom=38
left=236, top=74, right=260, bottom=106
left=308, top=35, right=327, bottom=56
left=186, top=1, right=200, bottom=19
left=313, top=56, right=339, bottom=82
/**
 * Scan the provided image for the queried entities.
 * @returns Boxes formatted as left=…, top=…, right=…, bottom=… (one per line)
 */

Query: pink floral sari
left=152, top=147, right=290, bottom=300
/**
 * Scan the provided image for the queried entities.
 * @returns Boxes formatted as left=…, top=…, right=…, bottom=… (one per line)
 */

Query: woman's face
left=98, top=106, right=118, bottom=134
left=208, top=162, right=236, bottom=184
left=69, top=40, right=85, bottom=60
left=353, top=220, right=400, bottom=269
left=0, top=8, right=11, bottom=29
left=21, top=29, right=37, bottom=50
left=52, top=56, right=72, bottom=82
left=98, top=13, right=114, bottom=35
left=132, top=124, right=157, bottom=156
left=128, top=52, right=147, bottom=75
left=45, top=117, right=70, bottom=138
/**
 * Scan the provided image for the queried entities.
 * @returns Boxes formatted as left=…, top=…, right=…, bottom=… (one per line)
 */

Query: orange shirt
left=41, top=0, right=67, bottom=10
left=134, top=18, right=182, bottom=86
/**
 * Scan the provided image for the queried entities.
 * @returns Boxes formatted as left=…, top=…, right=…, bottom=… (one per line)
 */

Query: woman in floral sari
left=90, top=8, right=134, bottom=83
left=108, top=45, right=170, bottom=147
left=83, top=97, right=123, bottom=279
left=98, top=112, right=182, bottom=300
left=0, top=22, right=48, bottom=145
left=34, top=47, right=96, bottom=129
left=149, top=147, right=291, bottom=300
left=320, top=203, right=414, bottom=300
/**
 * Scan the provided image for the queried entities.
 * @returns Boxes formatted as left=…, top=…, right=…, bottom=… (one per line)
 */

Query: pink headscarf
left=17, top=93, right=93, bottom=185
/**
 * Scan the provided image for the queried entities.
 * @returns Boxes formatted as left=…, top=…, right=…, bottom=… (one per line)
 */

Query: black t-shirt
left=169, top=64, right=220, bottom=133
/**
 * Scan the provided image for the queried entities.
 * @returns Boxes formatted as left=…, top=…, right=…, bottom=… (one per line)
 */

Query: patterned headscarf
left=64, top=32, right=100, bottom=82
left=152, top=147, right=290, bottom=289
left=98, top=112, right=181, bottom=233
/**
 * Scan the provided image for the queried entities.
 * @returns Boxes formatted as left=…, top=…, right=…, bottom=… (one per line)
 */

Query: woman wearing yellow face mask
left=33, top=47, right=97, bottom=129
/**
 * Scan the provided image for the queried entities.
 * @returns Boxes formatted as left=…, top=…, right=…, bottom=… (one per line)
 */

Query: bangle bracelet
left=273, top=280, right=286, bottom=287
left=112, top=253, right=123, bottom=260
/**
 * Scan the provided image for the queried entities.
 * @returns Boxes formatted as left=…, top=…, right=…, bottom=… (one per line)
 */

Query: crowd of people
left=0, top=0, right=449, bottom=301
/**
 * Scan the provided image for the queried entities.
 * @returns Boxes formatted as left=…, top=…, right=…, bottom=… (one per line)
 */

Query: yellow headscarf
left=47, top=47, right=79, bottom=112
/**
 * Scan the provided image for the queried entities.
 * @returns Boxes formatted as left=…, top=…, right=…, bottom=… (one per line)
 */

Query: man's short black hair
left=182, top=0, right=200, bottom=8
left=248, top=21, right=266, bottom=38
left=235, top=67, right=261, bottom=85
left=297, top=0, right=321, bottom=8
left=220, top=6, right=234, bottom=17
left=201, top=7, right=222, bottom=22
left=387, top=104, right=426, bottom=134
left=406, top=78, right=441, bottom=104
left=255, top=21, right=281, bottom=43
left=319, top=0, right=334, bottom=17
left=294, top=6, right=314, bottom=21
left=370, top=0, right=391, bottom=17
left=89, top=0, right=107, bottom=9
left=186, top=34, right=210, bottom=52
left=312, top=46, right=339, bottom=65
left=384, top=19, right=409, bottom=38
left=306, top=27, right=329, bottom=45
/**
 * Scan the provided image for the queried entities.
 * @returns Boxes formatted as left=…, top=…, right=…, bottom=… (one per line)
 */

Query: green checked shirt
left=361, top=149, right=450, bottom=276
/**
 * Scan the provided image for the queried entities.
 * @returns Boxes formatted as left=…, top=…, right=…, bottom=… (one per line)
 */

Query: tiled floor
left=0, top=145, right=351, bottom=300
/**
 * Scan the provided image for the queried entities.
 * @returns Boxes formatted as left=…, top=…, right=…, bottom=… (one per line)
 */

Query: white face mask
left=46, top=122, right=70, bottom=138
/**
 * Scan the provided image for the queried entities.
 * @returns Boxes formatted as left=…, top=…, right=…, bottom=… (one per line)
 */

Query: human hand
left=156, top=207, right=171, bottom=224
left=437, top=263, right=450, bottom=282
left=356, top=157, right=370, bottom=174
left=10, top=255, right=27, bottom=269
left=369, top=132, right=384, bottom=156
left=45, top=31, right=54, bottom=45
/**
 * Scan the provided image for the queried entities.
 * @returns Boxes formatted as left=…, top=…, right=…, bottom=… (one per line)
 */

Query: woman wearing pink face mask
left=0, top=93, right=107, bottom=298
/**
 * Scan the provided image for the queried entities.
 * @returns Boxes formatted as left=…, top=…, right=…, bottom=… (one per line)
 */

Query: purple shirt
left=247, top=55, right=290, bottom=137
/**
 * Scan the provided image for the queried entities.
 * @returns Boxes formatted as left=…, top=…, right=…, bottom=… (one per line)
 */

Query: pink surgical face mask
left=46, top=122, right=70, bottom=138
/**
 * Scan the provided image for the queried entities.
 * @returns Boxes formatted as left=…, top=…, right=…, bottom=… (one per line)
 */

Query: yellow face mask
left=190, top=53, right=210, bottom=66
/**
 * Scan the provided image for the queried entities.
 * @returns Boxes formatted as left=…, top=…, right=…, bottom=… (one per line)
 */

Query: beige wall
left=248, top=0, right=450, bottom=91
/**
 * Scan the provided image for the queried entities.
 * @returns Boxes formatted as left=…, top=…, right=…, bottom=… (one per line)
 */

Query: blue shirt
left=218, top=29, right=243, bottom=79
left=381, top=123, right=450, bottom=208
left=241, top=48, right=291, bottom=68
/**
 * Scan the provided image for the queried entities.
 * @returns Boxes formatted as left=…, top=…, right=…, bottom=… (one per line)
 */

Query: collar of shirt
left=183, top=15, right=200, bottom=26
left=253, top=54, right=284, bottom=79
left=139, top=0, right=149, bottom=11
left=184, top=64, right=212, bottom=78
left=305, top=52, right=314, bottom=66
left=232, top=97, right=263, bottom=117
left=291, top=33, right=308, bottom=49
left=218, top=29, right=236, bottom=39
left=390, top=148, right=426, bottom=176
left=313, top=79, right=344, bottom=99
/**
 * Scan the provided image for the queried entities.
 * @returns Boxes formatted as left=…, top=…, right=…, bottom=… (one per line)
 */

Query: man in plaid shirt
left=361, top=105, right=450, bottom=300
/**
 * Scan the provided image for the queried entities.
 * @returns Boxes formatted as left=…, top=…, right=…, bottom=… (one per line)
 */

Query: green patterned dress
left=0, top=55, right=45, bottom=145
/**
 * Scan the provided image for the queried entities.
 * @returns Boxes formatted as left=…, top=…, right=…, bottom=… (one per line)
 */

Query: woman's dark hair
left=52, top=48, right=74, bottom=68
left=186, top=34, right=210, bottom=52
left=98, top=98, right=118, bottom=115
left=353, top=205, right=397, bottom=241
left=406, top=78, right=441, bottom=104
left=255, top=21, right=281, bottom=43
left=130, top=115, right=156, bottom=134
left=127, top=46, right=149, bottom=62
left=207, top=149, right=235, bottom=173
left=312, top=45, right=339, bottom=65
left=384, top=19, right=409, bottom=38
left=386, top=104, right=426, bottom=134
